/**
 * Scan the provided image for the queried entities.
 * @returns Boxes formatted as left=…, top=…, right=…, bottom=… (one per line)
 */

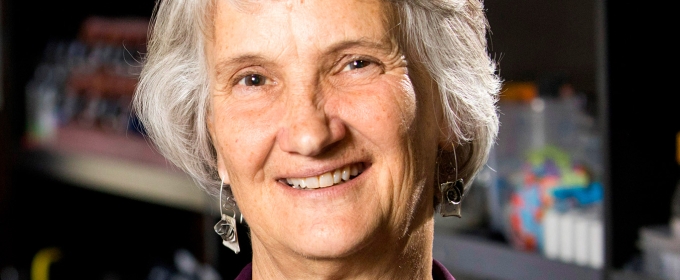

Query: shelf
left=22, top=125, right=215, bottom=214
left=609, top=271, right=665, bottom=280
left=433, top=231, right=603, bottom=280
left=23, top=149, right=213, bottom=214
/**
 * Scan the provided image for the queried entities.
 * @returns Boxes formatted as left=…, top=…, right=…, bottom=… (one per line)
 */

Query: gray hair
left=133, top=0, right=500, bottom=200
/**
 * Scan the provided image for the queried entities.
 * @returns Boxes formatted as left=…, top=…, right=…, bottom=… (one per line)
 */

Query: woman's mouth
left=281, top=163, right=366, bottom=190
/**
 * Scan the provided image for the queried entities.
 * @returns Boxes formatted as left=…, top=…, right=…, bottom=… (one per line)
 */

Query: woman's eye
left=342, top=60, right=372, bottom=71
left=238, top=74, right=267, bottom=86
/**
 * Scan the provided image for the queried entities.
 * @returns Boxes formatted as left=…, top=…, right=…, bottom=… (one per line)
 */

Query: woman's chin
left=290, top=233, right=371, bottom=260
left=283, top=222, right=380, bottom=260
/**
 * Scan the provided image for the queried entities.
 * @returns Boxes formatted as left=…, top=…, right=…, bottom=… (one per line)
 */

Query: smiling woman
left=133, top=0, right=500, bottom=279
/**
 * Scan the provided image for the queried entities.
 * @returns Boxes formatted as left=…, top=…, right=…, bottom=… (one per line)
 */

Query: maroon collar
left=234, top=259, right=455, bottom=280
left=234, top=263, right=252, bottom=280
left=432, top=259, right=456, bottom=280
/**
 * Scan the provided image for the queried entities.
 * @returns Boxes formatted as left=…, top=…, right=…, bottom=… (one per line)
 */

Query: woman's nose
left=277, top=92, right=346, bottom=157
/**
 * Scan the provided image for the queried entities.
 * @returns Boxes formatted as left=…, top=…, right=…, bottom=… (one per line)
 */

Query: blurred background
left=0, top=0, right=678, bottom=280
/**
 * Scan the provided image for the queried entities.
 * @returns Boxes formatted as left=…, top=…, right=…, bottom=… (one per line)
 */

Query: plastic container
left=542, top=206, right=604, bottom=268
left=640, top=225, right=680, bottom=280
left=488, top=96, right=602, bottom=236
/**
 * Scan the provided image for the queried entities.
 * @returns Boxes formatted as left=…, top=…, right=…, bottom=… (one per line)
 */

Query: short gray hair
left=133, top=0, right=500, bottom=199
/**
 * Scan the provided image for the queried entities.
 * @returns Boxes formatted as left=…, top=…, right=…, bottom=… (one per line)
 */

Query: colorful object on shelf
left=24, top=16, right=149, bottom=148
left=505, top=145, right=603, bottom=252
left=499, top=81, right=538, bottom=103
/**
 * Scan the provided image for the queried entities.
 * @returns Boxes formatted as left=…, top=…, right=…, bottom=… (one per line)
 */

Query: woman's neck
left=249, top=217, right=435, bottom=280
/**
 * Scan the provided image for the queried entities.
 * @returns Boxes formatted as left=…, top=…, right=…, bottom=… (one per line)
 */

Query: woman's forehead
left=211, top=0, right=397, bottom=59
left=224, top=0, right=390, bottom=10
left=213, top=0, right=398, bottom=41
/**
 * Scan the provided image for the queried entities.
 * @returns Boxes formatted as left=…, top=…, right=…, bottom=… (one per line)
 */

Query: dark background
left=0, top=0, right=254, bottom=279
left=603, top=1, right=679, bottom=269
left=1, top=0, right=678, bottom=278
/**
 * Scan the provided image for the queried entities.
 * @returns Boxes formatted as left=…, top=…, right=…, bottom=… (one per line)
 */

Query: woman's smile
left=275, top=161, right=373, bottom=204
left=279, top=162, right=367, bottom=190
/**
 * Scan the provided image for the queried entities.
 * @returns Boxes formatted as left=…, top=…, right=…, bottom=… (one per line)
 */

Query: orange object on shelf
left=499, top=81, right=538, bottom=103
left=78, top=16, right=149, bottom=48
left=66, top=67, right=138, bottom=98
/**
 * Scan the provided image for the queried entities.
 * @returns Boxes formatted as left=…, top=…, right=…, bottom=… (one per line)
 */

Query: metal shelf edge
left=24, top=149, right=214, bottom=214
left=433, top=231, right=604, bottom=280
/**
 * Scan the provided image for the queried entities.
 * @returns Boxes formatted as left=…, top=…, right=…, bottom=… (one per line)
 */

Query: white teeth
left=304, top=177, right=319, bottom=189
left=341, top=166, right=350, bottom=181
left=291, top=178, right=301, bottom=189
left=333, top=169, right=342, bottom=184
left=319, top=173, right=334, bottom=188
left=285, top=163, right=364, bottom=190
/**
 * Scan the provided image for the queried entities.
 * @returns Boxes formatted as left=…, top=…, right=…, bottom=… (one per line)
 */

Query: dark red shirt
left=234, top=259, right=455, bottom=280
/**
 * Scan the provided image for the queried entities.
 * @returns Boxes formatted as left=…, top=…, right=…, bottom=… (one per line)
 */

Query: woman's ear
left=207, top=113, right=231, bottom=185
left=428, top=79, right=453, bottom=151
left=216, top=154, right=231, bottom=185
left=438, top=130, right=454, bottom=152
left=437, top=113, right=455, bottom=152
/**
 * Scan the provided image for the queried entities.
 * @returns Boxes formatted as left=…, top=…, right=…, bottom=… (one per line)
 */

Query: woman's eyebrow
left=214, top=54, right=268, bottom=78
left=213, top=39, right=393, bottom=77
left=324, top=38, right=394, bottom=55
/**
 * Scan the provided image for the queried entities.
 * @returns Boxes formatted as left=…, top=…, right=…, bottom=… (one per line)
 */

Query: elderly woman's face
left=208, top=0, right=442, bottom=259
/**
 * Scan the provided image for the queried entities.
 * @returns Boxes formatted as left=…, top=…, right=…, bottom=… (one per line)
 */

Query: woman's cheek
left=214, top=100, right=276, bottom=176
left=368, top=80, right=416, bottom=138
left=333, top=76, right=415, bottom=136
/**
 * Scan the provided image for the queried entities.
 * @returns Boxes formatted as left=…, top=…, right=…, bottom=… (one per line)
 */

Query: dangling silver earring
left=439, top=179, right=464, bottom=218
left=437, top=144, right=465, bottom=218
left=214, top=180, right=240, bottom=254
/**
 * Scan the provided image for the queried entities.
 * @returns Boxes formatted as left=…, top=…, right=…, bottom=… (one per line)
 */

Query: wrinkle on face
left=207, top=1, right=441, bottom=276
left=227, top=0, right=263, bottom=13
